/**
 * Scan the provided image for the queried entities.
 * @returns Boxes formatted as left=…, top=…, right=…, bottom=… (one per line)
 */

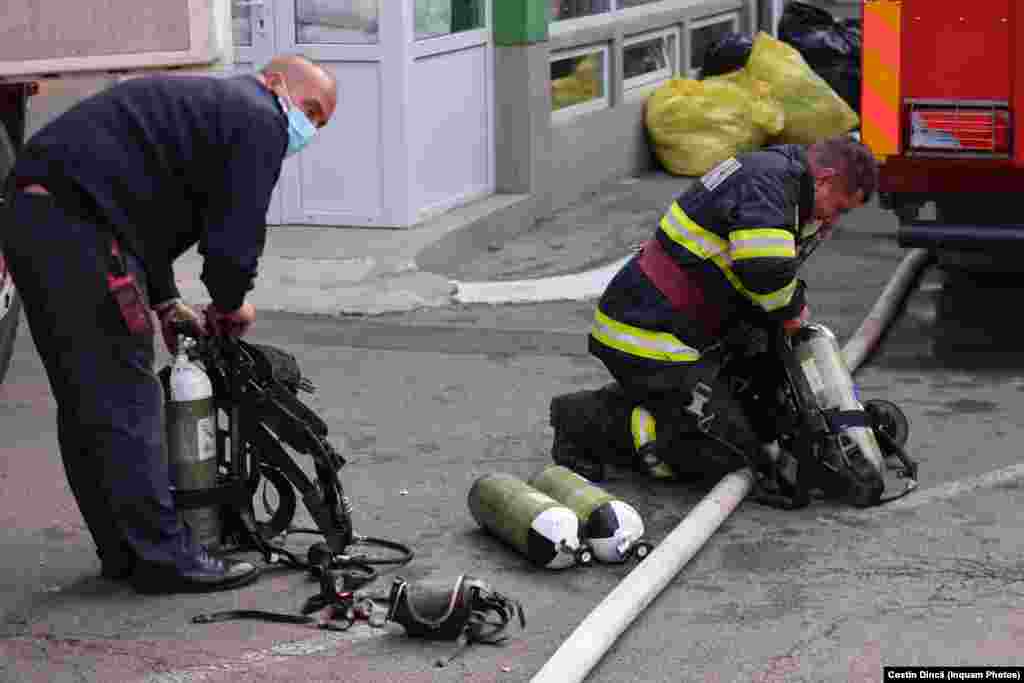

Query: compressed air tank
left=468, top=473, right=592, bottom=569
left=529, top=465, right=650, bottom=563
left=165, top=338, right=221, bottom=549
left=790, top=323, right=885, bottom=505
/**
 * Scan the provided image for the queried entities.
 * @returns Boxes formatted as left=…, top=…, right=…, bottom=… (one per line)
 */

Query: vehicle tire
left=0, top=123, right=21, bottom=386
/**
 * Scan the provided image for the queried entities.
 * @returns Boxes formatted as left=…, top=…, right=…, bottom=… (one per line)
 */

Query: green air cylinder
left=468, top=473, right=591, bottom=569
left=529, top=464, right=650, bottom=563
left=165, top=339, right=221, bottom=550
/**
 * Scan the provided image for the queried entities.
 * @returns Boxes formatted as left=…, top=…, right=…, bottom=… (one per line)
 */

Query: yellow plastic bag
left=551, top=55, right=602, bottom=111
left=645, top=77, right=784, bottom=177
left=741, top=31, right=859, bottom=144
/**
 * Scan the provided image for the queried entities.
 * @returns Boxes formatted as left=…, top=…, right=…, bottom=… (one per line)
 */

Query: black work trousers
left=2, top=192, right=193, bottom=569
left=593, top=346, right=762, bottom=476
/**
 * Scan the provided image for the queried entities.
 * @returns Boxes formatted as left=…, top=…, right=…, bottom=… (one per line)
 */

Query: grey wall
left=542, top=97, right=653, bottom=217
left=537, top=0, right=749, bottom=217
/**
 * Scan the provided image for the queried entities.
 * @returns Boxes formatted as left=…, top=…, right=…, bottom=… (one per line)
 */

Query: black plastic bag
left=701, top=32, right=754, bottom=78
left=778, top=2, right=862, bottom=112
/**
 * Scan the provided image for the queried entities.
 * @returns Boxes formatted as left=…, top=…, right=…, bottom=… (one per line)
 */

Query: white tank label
left=196, top=415, right=217, bottom=462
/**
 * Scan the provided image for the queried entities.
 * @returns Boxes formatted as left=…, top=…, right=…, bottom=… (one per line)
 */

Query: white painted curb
left=451, top=256, right=631, bottom=305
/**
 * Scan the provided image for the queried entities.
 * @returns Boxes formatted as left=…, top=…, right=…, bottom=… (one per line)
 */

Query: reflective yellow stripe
left=659, top=202, right=729, bottom=260
left=630, top=406, right=657, bottom=449
left=747, top=278, right=798, bottom=312
left=659, top=204, right=798, bottom=312
left=591, top=309, right=700, bottom=362
left=729, top=228, right=796, bottom=261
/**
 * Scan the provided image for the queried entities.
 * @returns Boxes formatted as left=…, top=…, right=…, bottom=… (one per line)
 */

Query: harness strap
left=823, top=409, right=870, bottom=431
left=637, top=239, right=724, bottom=336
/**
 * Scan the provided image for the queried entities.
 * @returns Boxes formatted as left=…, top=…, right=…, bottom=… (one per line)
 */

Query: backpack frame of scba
left=160, top=324, right=413, bottom=585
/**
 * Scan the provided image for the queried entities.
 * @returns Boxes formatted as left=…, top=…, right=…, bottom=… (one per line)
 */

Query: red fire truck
left=860, top=0, right=1024, bottom=270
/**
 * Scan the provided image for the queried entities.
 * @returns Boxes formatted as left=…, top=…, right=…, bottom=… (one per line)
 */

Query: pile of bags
left=778, top=1, right=863, bottom=114
left=552, top=55, right=602, bottom=112
left=646, top=30, right=859, bottom=176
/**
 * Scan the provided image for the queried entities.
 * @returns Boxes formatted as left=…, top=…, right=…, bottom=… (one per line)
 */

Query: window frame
left=550, top=0, right=670, bottom=23
left=622, top=27, right=679, bottom=95
left=549, top=42, right=612, bottom=123
left=550, top=0, right=612, bottom=23
left=413, top=0, right=487, bottom=42
left=686, top=10, right=741, bottom=79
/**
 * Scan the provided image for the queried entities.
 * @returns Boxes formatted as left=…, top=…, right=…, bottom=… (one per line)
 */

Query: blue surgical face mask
left=276, top=93, right=317, bottom=157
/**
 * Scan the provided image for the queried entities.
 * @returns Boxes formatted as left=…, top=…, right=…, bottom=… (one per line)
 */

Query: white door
left=230, top=0, right=284, bottom=223
left=408, top=1, right=493, bottom=224
left=274, top=0, right=396, bottom=227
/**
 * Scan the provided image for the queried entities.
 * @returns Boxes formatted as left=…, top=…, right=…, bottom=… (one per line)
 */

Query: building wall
left=493, top=0, right=750, bottom=222
left=420, top=0, right=757, bottom=270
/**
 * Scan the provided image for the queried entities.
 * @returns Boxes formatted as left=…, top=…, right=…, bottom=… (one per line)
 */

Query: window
left=551, top=0, right=611, bottom=22
left=623, top=29, right=677, bottom=93
left=550, top=45, right=610, bottom=120
left=551, top=0, right=665, bottom=22
left=687, top=12, right=740, bottom=78
left=295, top=0, right=379, bottom=45
left=415, top=0, right=485, bottom=41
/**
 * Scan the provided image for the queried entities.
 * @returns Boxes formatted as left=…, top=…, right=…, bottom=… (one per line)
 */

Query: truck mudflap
left=897, top=222, right=1024, bottom=251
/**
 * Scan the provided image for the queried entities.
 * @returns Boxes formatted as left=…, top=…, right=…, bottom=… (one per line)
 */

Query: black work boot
left=549, top=390, right=606, bottom=482
left=98, top=541, right=139, bottom=581
left=636, top=442, right=677, bottom=480
left=131, top=545, right=260, bottom=595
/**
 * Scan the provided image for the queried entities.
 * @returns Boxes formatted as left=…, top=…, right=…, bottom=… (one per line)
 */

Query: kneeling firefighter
left=551, top=137, right=880, bottom=504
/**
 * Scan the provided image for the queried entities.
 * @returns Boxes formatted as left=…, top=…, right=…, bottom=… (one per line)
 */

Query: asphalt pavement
left=3, top=170, right=1024, bottom=682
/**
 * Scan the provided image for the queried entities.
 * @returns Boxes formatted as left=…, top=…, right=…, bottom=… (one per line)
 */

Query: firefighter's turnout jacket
left=590, top=145, right=814, bottom=376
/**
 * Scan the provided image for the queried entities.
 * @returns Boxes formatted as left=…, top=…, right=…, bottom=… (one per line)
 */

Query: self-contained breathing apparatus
left=160, top=321, right=414, bottom=589
left=175, top=325, right=528, bottom=654
left=550, top=321, right=918, bottom=510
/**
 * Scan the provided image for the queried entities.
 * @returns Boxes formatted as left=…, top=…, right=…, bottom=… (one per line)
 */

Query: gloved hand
left=205, top=302, right=256, bottom=338
left=153, top=300, right=204, bottom=354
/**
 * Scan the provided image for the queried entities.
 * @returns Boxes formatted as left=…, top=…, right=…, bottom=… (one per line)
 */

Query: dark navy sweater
left=13, top=74, right=288, bottom=310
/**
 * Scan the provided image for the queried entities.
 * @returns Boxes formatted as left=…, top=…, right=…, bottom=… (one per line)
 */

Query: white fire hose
left=529, top=248, right=933, bottom=683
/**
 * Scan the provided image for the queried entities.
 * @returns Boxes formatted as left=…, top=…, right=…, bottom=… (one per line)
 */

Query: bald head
left=259, top=54, right=338, bottom=128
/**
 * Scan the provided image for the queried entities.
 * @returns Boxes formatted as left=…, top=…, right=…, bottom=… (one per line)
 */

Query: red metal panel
left=1015, top=0, right=1024, bottom=166
left=901, top=0, right=1011, bottom=101
left=880, top=158, right=1023, bottom=194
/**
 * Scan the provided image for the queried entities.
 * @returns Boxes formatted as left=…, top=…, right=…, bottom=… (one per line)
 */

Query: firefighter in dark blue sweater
left=2, top=55, right=337, bottom=593
left=552, top=137, right=878, bottom=490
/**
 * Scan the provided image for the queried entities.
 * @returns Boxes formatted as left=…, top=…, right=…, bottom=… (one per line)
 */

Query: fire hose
left=529, top=248, right=934, bottom=683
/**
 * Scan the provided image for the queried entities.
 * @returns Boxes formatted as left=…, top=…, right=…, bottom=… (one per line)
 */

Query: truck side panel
left=901, top=0, right=1011, bottom=101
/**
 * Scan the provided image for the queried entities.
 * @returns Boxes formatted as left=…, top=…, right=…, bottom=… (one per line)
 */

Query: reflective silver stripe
left=592, top=310, right=700, bottom=362
left=729, top=233, right=796, bottom=260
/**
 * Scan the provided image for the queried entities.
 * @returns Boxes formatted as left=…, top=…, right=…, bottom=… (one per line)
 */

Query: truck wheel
left=0, top=123, right=22, bottom=386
